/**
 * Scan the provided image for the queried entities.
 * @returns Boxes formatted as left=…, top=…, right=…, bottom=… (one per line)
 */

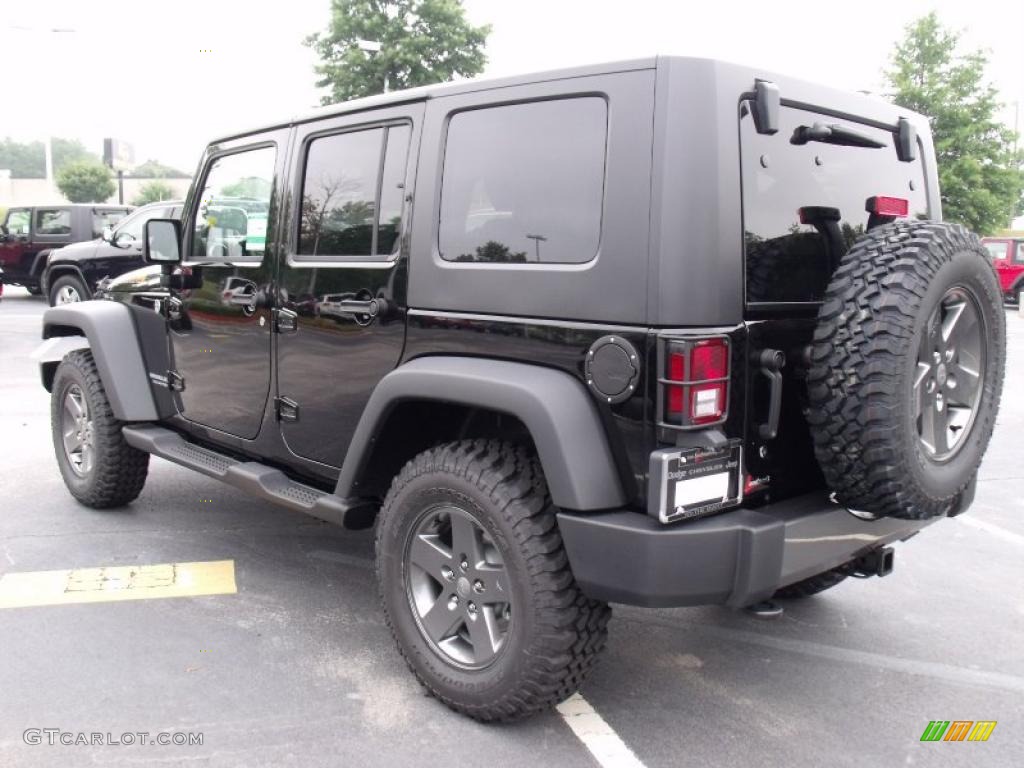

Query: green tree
left=221, top=176, right=272, bottom=199
left=306, top=0, right=490, bottom=105
left=0, top=137, right=98, bottom=178
left=128, top=159, right=190, bottom=179
left=132, top=180, right=176, bottom=206
left=56, top=161, right=116, bottom=203
left=886, top=13, right=1023, bottom=234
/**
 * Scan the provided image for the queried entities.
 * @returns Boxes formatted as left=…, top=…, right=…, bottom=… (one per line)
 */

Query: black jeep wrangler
left=37, top=57, right=1005, bottom=721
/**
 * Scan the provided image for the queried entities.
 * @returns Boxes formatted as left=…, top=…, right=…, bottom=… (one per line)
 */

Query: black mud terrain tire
left=808, top=221, right=1005, bottom=519
left=774, top=568, right=848, bottom=599
left=51, top=350, right=149, bottom=507
left=376, top=440, right=610, bottom=722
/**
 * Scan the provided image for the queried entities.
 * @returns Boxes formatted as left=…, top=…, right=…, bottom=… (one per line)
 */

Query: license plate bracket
left=649, top=442, right=742, bottom=523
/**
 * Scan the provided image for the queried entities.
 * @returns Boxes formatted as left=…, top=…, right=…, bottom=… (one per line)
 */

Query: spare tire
left=807, top=220, right=1005, bottom=519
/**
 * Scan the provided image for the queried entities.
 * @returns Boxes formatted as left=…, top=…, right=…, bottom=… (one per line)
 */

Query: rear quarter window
left=439, top=97, right=608, bottom=265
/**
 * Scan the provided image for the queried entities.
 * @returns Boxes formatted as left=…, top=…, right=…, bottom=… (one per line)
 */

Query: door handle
left=337, top=298, right=388, bottom=317
left=275, top=308, right=298, bottom=333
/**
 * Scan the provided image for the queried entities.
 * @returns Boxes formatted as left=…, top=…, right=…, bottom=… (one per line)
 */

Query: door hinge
left=275, top=396, right=300, bottom=422
left=166, top=370, right=186, bottom=392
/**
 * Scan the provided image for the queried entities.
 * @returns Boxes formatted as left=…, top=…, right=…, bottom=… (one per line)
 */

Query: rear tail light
left=661, top=337, right=730, bottom=428
left=865, top=196, right=909, bottom=217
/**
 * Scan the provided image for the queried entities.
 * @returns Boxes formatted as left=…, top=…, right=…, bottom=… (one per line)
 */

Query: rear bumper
left=557, top=491, right=945, bottom=608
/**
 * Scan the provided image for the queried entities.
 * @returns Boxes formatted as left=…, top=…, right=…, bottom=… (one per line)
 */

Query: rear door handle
left=337, top=298, right=387, bottom=317
left=754, top=349, right=786, bottom=440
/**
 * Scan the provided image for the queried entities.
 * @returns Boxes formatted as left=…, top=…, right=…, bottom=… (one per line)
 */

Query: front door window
left=191, top=148, right=275, bottom=264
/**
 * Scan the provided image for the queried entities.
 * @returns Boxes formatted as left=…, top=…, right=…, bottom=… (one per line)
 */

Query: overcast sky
left=1, top=0, right=1021, bottom=173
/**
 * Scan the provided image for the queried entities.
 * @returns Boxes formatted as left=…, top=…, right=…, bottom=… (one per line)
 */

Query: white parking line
left=557, top=693, right=646, bottom=768
left=957, top=515, right=1024, bottom=547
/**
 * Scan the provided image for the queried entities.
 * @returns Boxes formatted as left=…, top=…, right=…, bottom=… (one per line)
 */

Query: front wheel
left=376, top=440, right=610, bottom=721
left=49, top=273, right=90, bottom=306
left=51, top=350, right=149, bottom=507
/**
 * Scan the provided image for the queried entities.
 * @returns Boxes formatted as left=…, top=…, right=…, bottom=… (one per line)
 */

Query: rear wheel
left=808, top=221, right=1005, bottom=519
left=51, top=350, right=149, bottom=507
left=376, top=440, right=610, bottom=721
left=49, top=273, right=89, bottom=306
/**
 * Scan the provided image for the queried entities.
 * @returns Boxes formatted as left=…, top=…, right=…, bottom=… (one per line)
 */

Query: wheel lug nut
left=441, top=565, right=454, bottom=581
left=926, top=379, right=936, bottom=394
left=460, top=558, right=468, bottom=572
left=932, top=351, right=941, bottom=364
left=944, top=348, right=955, bottom=362
left=448, top=595, right=459, bottom=610
left=467, top=601, right=477, bottom=617
left=473, top=579, right=484, bottom=593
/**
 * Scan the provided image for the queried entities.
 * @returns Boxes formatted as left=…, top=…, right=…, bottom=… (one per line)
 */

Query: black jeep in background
left=36, top=57, right=1006, bottom=722
left=43, top=200, right=184, bottom=306
left=0, top=204, right=132, bottom=294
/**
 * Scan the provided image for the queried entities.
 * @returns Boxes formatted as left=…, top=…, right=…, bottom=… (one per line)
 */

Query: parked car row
left=0, top=202, right=187, bottom=305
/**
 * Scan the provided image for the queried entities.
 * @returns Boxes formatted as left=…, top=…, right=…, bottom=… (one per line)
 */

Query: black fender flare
left=30, top=249, right=52, bottom=280
left=336, top=356, right=628, bottom=511
left=41, top=302, right=159, bottom=421
left=42, top=262, right=89, bottom=298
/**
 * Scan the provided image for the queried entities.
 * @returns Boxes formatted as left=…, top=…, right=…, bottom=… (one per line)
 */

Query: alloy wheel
left=404, top=504, right=513, bottom=669
left=914, top=285, right=986, bottom=461
left=61, top=384, right=95, bottom=476
left=56, top=285, right=82, bottom=304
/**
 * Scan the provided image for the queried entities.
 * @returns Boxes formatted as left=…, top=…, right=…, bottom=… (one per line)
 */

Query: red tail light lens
left=662, top=337, right=730, bottom=427
left=866, top=196, right=909, bottom=217
left=691, top=339, right=728, bottom=380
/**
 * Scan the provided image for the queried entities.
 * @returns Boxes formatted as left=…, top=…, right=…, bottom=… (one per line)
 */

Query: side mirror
left=113, top=230, right=136, bottom=249
left=101, top=226, right=113, bottom=242
left=144, top=219, right=182, bottom=265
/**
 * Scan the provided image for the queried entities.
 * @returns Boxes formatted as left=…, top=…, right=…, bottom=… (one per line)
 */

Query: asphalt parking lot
left=1, top=287, right=1021, bottom=768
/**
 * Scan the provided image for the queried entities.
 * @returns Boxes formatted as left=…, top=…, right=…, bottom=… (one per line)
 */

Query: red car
left=982, top=237, right=1024, bottom=302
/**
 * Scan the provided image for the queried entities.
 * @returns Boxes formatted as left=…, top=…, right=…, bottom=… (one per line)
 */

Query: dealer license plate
left=660, top=443, right=742, bottom=523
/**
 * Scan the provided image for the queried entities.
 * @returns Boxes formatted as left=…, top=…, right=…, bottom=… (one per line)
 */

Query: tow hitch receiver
left=851, top=546, right=895, bottom=578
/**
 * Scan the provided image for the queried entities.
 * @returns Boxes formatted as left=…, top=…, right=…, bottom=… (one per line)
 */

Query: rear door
left=740, top=102, right=930, bottom=499
left=275, top=103, right=422, bottom=469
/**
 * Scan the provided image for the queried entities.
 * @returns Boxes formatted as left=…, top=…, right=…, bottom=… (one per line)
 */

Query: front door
left=170, top=135, right=285, bottom=439
left=276, top=104, right=422, bottom=468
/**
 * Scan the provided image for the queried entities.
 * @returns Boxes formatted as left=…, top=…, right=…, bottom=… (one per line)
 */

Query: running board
left=121, top=425, right=376, bottom=529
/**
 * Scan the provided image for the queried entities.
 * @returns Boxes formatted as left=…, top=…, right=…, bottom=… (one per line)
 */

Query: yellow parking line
left=0, top=560, right=236, bottom=609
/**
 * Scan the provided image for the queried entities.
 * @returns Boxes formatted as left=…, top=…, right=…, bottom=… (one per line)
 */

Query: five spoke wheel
left=61, top=384, right=95, bottom=476
left=405, top=505, right=512, bottom=668
left=914, top=286, right=986, bottom=460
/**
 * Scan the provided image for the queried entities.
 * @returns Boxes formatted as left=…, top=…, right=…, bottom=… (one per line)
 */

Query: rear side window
left=297, top=123, right=410, bottom=260
left=439, top=97, right=607, bottom=264
left=741, top=105, right=929, bottom=305
left=1015, top=242, right=1024, bottom=264
left=35, top=209, right=71, bottom=235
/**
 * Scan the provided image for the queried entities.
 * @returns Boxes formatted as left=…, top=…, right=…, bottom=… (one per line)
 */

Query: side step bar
left=122, top=425, right=375, bottom=529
